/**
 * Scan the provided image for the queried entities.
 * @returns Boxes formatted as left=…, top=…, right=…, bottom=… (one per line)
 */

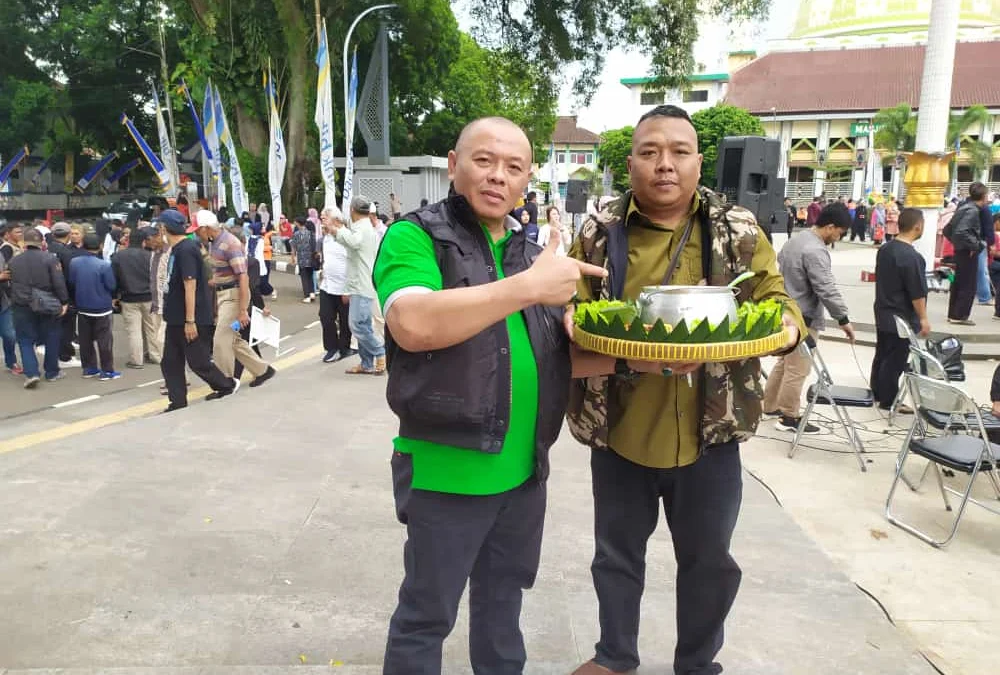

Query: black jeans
left=383, top=453, right=546, bottom=675
left=59, top=307, right=77, bottom=360
left=259, top=260, right=274, bottom=297
left=988, top=259, right=1000, bottom=317
left=160, top=323, right=234, bottom=408
left=78, top=314, right=114, bottom=372
left=948, top=250, right=979, bottom=321
left=850, top=221, right=866, bottom=241
left=590, top=444, right=742, bottom=675
left=299, top=266, right=315, bottom=297
left=870, top=330, right=910, bottom=409
left=319, top=290, right=352, bottom=354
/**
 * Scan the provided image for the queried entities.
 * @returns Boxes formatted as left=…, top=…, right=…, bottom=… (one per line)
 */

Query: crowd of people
left=0, top=205, right=279, bottom=409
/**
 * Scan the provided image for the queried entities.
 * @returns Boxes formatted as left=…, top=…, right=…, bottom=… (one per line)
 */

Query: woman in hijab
left=258, top=203, right=271, bottom=230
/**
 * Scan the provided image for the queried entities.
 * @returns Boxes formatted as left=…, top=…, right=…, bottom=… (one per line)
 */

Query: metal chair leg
left=932, top=464, right=952, bottom=512
left=829, top=404, right=867, bottom=472
left=789, top=392, right=819, bottom=459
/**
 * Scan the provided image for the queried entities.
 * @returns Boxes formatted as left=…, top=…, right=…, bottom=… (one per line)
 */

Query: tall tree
left=873, top=104, right=916, bottom=154
left=595, top=126, right=634, bottom=194
left=690, top=104, right=764, bottom=187
left=467, top=0, right=770, bottom=103
left=948, top=104, right=992, bottom=177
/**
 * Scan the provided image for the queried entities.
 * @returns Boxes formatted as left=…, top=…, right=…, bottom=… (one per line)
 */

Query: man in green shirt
left=566, top=106, right=804, bottom=675
left=374, top=116, right=606, bottom=674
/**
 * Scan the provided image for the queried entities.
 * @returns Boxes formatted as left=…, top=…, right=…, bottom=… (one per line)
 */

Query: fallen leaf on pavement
left=870, top=529, right=888, bottom=540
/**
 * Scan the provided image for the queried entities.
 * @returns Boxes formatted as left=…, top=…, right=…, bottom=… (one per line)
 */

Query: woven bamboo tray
left=574, top=327, right=790, bottom=363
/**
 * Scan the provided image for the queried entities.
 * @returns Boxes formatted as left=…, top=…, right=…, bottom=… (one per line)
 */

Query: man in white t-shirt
left=319, top=207, right=354, bottom=363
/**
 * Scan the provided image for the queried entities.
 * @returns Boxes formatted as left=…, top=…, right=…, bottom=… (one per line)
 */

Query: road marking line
left=52, top=395, right=101, bottom=409
left=136, top=378, right=165, bottom=388
left=0, top=344, right=323, bottom=455
left=305, top=321, right=320, bottom=329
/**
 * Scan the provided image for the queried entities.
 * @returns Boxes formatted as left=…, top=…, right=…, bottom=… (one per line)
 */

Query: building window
left=682, top=89, right=709, bottom=103
left=556, top=152, right=566, bottom=164
left=787, top=166, right=814, bottom=182
left=640, top=91, right=665, bottom=106
left=586, top=152, right=594, bottom=164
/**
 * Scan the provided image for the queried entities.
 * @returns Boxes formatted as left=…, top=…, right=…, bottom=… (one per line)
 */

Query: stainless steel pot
left=637, top=285, right=738, bottom=328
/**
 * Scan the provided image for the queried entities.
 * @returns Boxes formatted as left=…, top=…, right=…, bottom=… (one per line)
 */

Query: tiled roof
left=552, top=116, right=601, bottom=145
left=620, top=73, right=729, bottom=86
left=726, top=41, right=1000, bottom=115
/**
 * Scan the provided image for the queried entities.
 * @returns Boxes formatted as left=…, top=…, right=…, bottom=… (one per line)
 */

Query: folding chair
left=886, top=372, right=1000, bottom=548
left=888, top=316, right=950, bottom=426
left=788, top=336, right=875, bottom=472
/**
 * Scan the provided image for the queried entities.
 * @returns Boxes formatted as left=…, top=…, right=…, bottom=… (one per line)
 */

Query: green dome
left=791, top=0, right=1000, bottom=39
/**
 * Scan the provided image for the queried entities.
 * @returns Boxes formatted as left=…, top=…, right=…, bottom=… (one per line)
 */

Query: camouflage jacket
left=567, top=186, right=802, bottom=452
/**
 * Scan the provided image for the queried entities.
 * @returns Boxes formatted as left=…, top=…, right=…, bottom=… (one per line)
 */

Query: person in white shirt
left=367, top=205, right=388, bottom=337
left=319, top=207, right=354, bottom=363
left=536, top=205, right=567, bottom=255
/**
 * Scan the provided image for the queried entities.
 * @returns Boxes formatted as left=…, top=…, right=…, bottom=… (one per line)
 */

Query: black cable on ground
left=855, top=583, right=948, bottom=675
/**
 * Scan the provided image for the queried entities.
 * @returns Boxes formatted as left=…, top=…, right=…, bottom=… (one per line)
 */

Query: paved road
left=0, top=271, right=321, bottom=420
left=0, top=335, right=936, bottom=674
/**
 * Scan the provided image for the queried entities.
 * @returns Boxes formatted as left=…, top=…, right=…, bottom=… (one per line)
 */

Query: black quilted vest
left=380, top=193, right=570, bottom=482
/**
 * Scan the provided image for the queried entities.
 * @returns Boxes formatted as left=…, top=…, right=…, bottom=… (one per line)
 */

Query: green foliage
left=596, top=126, right=634, bottom=194
left=467, top=0, right=770, bottom=104
left=405, top=34, right=557, bottom=157
left=873, top=103, right=916, bottom=153
left=690, top=104, right=764, bottom=187
left=235, top=147, right=267, bottom=208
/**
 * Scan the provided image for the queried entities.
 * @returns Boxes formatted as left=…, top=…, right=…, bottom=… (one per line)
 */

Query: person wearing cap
left=191, top=209, right=276, bottom=387
left=327, top=195, right=385, bottom=374
left=112, top=225, right=158, bottom=368
left=156, top=209, right=239, bottom=412
left=375, top=117, right=606, bottom=673
left=7, top=227, right=69, bottom=388
left=47, top=222, right=86, bottom=365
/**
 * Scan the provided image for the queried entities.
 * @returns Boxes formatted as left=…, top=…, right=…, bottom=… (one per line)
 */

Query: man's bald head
left=448, top=117, right=533, bottom=229
left=454, top=117, right=532, bottom=160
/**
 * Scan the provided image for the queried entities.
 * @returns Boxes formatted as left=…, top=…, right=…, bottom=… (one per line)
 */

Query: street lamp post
left=342, top=4, right=397, bottom=172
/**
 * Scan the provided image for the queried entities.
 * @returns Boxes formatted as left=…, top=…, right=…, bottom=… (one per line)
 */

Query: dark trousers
left=850, top=222, right=866, bottom=241
left=383, top=453, right=546, bottom=675
left=948, top=250, right=979, bottom=320
left=260, top=260, right=275, bottom=297
left=12, top=306, right=62, bottom=379
left=319, top=290, right=352, bottom=354
left=299, top=266, right=315, bottom=297
left=59, top=307, right=77, bottom=360
left=232, top=321, right=262, bottom=381
left=590, top=444, right=742, bottom=675
left=78, top=314, right=114, bottom=372
left=160, top=323, right=233, bottom=408
left=988, top=260, right=1000, bottom=317
left=870, top=331, right=910, bottom=409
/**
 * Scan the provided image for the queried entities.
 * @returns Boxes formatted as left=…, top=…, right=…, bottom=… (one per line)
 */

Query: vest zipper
left=473, top=225, right=512, bottom=447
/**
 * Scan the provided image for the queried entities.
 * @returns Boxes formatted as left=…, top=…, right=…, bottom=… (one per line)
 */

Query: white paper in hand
left=249, top=307, right=292, bottom=356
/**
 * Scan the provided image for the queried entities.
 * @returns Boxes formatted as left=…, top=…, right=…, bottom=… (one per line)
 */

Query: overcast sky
left=559, top=0, right=800, bottom=131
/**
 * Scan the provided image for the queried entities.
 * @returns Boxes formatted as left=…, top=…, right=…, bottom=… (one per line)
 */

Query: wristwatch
left=185, top=320, right=195, bottom=325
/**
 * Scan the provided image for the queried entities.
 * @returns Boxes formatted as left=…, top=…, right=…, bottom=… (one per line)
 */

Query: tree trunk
left=234, top=101, right=267, bottom=156
left=272, top=0, right=310, bottom=211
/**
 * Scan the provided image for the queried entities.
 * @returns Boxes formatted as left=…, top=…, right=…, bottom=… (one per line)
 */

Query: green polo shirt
left=373, top=220, right=539, bottom=495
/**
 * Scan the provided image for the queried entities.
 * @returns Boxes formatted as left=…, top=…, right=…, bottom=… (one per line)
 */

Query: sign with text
left=850, top=122, right=884, bottom=136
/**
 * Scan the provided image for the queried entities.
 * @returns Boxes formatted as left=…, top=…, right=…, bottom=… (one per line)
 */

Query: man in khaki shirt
left=566, top=105, right=804, bottom=675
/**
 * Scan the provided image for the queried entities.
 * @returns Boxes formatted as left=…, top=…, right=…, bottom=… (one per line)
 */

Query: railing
left=786, top=182, right=813, bottom=201
left=821, top=182, right=853, bottom=199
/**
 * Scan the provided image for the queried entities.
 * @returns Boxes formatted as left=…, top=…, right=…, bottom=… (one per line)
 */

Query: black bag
left=925, top=335, right=965, bottom=382
left=29, top=287, right=63, bottom=315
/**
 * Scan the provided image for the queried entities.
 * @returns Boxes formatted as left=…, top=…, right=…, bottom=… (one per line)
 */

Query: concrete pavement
left=0, top=271, right=320, bottom=419
left=0, top=331, right=939, bottom=674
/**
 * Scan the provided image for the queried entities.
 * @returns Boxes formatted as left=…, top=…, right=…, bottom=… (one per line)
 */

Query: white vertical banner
left=315, top=19, right=338, bottom=210
left=214, top=85, right=248, bottom=215
left=203, top=80, right=225, bottom=209
left=341, top=49, right=359, bottom=214
left=266, top=65, right=287, bottom=221
left=152, top=86, right=178, bottom=189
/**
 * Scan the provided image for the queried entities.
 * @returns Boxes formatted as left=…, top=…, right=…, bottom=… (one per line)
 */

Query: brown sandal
left=345, top=364, right=378, bottom=375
